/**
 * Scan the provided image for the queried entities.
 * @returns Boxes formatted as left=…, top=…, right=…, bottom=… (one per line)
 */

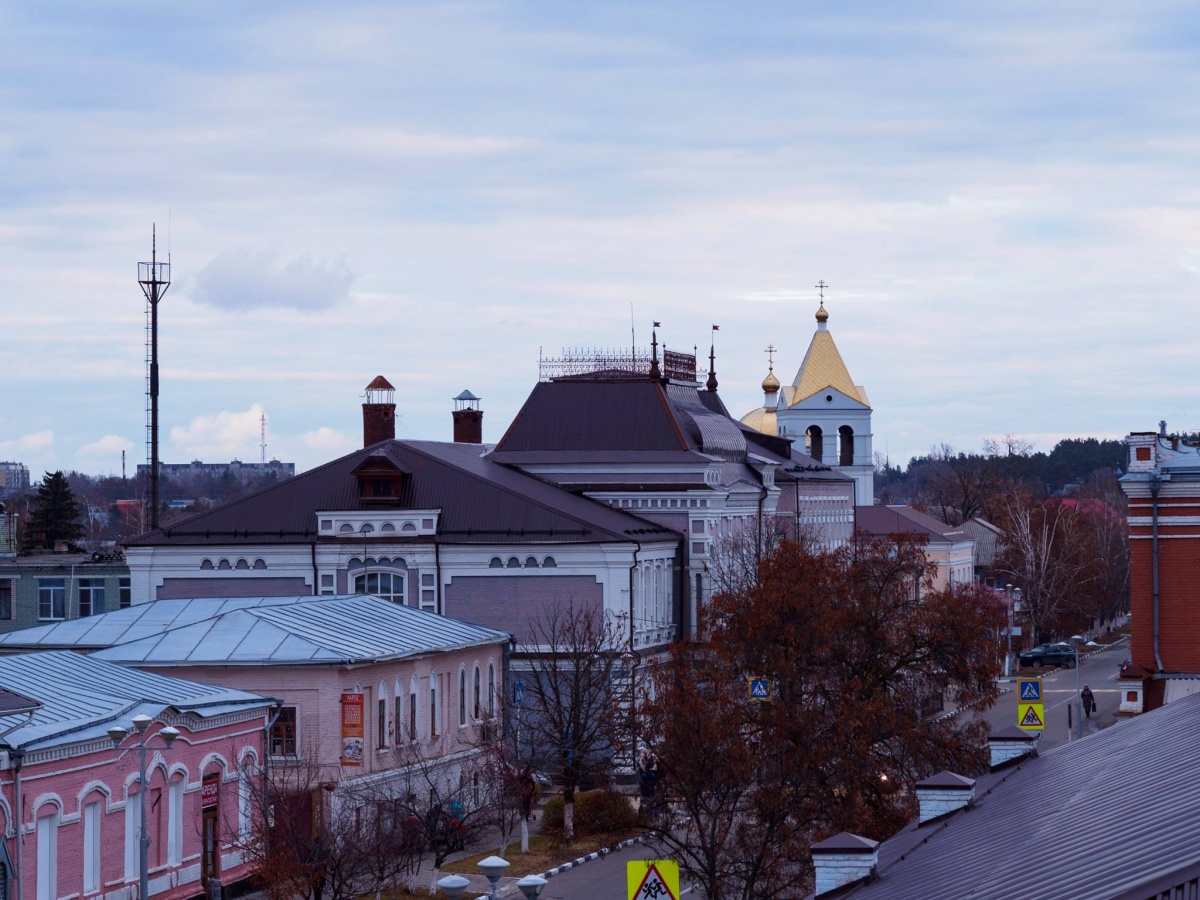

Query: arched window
left=394, top=678, right=404, bottom=747
left=473, top=665, right=482, bottom=720
left=487, top=663, right=496, bottom=717
left=354, top=571, right=405, bottom=605
left=459, top=668, right=467, bottom=727
left=806, top=426, right=823, bottom=462
left=377, top=681, right=389, bottom=748
left=543, top=556, right=557, bottom=568
left=409, top=676, right=419, bottom=742
left=506, top=557, right=521, bottom=569
left=429, top=673, right=440, bottom=740
left=838, top=425, right=854, bottom=466
left=489, top=557, right=503, bottom=568
left=524, top=557, right=539, bottom=568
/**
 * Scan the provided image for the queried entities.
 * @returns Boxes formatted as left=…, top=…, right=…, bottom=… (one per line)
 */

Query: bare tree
left=517, top=602, right=626, bottom=843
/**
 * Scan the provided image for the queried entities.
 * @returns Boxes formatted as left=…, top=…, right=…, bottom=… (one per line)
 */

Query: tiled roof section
left=855, top=506, right=969, bottom=543
left=0, top=688, right=40, bottom=714
left=0, top=651, right=273, bottom=752
left=496, top=381, right=692, bottom=453
left=125, top=440, right=675, bottom=547
left=836, top=691, right=1200, bottom=900
left=0, top=595, right=334, bottom=650
left=91, top=595, right=510, bottom=666
left=789, top=329, right=865, bottom=405
left=366, top=375, right=395, bottom=391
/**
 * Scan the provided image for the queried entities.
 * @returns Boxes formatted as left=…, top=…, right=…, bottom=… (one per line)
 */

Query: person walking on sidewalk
left=1081, top=685, right=1096, bottom=719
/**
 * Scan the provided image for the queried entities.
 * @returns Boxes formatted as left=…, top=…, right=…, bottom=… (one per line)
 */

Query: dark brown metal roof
left=126, top=440, right=676, bottom=547
left=0, top=688, right=41, bottom=715
left=365, top=375, right=395, bottom=390
left=834, top=691, right=1200, bottom=900
left=496, top=381, right=693, bottom=452
left=855, top=505, right=969, bottom=542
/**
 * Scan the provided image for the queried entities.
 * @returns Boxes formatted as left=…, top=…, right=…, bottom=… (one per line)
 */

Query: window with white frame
left=170, top=778, right=186, bottom=864
left=37, top=808, right=59, bottom=900
left=473, top=665, right=481, bottom=720
left=429, top=673, right=439, bottom=739
left=459, top=668, right=467, bottom=727
left=83, top=801, right=101, bottom=894
left=118, top=576, right=132, bottom=609
left=354, top=570, right=405, bottom=604
left=78, top=578, right=105, bottom=617
left=377, top=683, right=388, bottom=748
left=488, top=663, right=496, bottom=717
left=409, top=677, right=419, bottom=741
left=38, top=578, right=65, bottom=620
left=0, top=579, right=12, bottom=619
left=270, top=706, right=299, bottom=757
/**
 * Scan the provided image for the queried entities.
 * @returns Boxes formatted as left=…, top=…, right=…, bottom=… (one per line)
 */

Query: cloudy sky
left=3, top=2, right=1200, bottom=480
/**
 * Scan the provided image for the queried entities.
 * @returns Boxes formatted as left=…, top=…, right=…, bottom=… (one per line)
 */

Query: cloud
left=0, top=431, right=54, bottom=456
left=170, top=405, right=265, bottom=459
left=302, top=427, right=356, bottom=456
left=78, top=434, right=133, bottom=458
left=190, top=250, right=356, bottom=312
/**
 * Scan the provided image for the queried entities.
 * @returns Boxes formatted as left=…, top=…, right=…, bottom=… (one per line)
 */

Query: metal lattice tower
left=139, top=226, right=171, bottom=530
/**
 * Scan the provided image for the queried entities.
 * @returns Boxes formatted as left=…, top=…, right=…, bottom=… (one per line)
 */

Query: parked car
left=1019, top=643, right=1077, bottom=669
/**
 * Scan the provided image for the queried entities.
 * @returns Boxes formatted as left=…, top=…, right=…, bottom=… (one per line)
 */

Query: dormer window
left=351, top=451, right=407, bottom=507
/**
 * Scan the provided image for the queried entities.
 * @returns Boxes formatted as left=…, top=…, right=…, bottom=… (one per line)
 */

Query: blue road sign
left=748, top=678, right=770, bottom=701
left=1018, top=678, right=1042, bottom=702
left=514, top=681, right=525, bottom=706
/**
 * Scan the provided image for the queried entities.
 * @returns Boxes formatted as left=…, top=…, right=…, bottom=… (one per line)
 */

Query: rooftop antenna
left=138, top=225, right=171, bottom=530
left=630, top=303, right=636, bottom=360
left=260, top=412, right=267, bottom=464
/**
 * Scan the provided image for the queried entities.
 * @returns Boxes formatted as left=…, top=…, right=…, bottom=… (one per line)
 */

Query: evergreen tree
left=26, top=471, right=84, bottom=550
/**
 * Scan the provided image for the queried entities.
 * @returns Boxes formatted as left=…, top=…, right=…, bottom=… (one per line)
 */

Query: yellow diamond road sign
left=628, top=860, right=680, bottom=900
left=1018, top=702, right=1045, bottom=730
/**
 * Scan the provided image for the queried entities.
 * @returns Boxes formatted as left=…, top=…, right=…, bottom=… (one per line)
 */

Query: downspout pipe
left=627, top=542, right=642, bottom=650
left=1151, top=476, right=1164, bottom=672
left=311, top=541, right=319, bottom=596
left=12, top=749, right=23, bottom=900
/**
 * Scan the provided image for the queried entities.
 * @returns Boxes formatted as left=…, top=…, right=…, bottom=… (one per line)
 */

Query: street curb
left=530, top=835, right=646, bottom=882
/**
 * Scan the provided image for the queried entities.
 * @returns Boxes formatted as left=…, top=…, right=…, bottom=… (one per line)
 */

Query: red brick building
left=1119, top=429, right=1200, bottom=711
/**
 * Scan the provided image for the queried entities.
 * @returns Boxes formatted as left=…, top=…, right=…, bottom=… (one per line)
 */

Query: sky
left=4, top=1, right=1200, bottom=480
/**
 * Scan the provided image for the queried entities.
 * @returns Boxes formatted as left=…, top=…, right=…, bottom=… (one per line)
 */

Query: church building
left=741, top=296, right=875, bottom=505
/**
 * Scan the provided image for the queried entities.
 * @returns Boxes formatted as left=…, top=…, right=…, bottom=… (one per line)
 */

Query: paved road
left=983, top=641, right=1127, bottom=751
left=526, top=840, right=666, bottom=900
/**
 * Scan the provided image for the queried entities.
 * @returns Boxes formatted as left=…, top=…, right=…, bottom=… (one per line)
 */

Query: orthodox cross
left=815, top=280, right=828, bottom=301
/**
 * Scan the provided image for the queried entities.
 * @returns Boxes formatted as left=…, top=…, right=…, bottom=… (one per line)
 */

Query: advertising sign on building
left=201, top=774, right=220, bottom=810
left=341, top=692, right=365, bottom=766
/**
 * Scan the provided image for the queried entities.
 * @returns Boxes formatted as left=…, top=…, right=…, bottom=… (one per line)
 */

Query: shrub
left=540, top=789, right=638, bottom=838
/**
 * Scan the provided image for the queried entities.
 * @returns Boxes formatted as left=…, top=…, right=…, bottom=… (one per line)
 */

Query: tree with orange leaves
left=640, top=533, right=1004, bottom=899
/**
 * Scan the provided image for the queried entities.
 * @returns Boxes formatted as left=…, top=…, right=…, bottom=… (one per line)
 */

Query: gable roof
left=855, top=505, right=970, bottom=543
left=835, top=691, right=1200, bottom=900
left=0, top=651, right=273, bottom=752
left=125, top=439, right=675, bottom=547
left=88, top=595, right=510, bottom=666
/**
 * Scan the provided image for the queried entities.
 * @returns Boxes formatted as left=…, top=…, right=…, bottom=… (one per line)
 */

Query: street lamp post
left=1003, top=585, right=1022, bottom=678
left=108, top=714, right=180, bottom=900
left=1070, top=634, right=1084, bottom=741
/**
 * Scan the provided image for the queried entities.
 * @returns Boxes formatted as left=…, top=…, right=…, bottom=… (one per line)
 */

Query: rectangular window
left=409, top=691, right=417, bottom=741
left=83, top=801, right=101, bottom=893
left=394, top=696, right=403, bottom=747
left=377, top=698, right=387, bottom=748
left=78, top=579, right=105, bottom=617
left=269, top=706, right=298, bottom=757
left=430, top=676, right=439, bottom=740
left=119, top=577, right=132, bottom=609
left=0, top=579, right=12, bottom=619
left=37, top=578, right=65, bottom=620
left=170, top=779, right=185, bottom=865
left=37, top=811, right=58, bottom=900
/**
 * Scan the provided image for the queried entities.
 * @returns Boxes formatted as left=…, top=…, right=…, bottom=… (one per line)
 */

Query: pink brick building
left=0, top=651, right=273, bottom=900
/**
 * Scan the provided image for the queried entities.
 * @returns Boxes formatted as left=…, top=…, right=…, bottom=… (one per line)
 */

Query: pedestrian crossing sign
left=748, top=678, right=770, bottom=702
left=1018, top=702, right=1045, bottom=730
left=1017, top=677, right=1042, bottom=702
left=628, top=860, right=680, bottom=900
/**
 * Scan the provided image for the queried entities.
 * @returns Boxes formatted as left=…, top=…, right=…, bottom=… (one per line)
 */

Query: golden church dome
left=815, top=301, right=828, bottom=324
left=762, top=368, right=780, bottom=393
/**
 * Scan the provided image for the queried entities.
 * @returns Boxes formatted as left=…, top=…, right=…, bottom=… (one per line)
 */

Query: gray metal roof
left=0, top=595, right=331, bottom=650
left=87, top=595, right=510, bottom=666
left=836, top=691, right=1200, bottom=900
left=0, top=651, right=273, bottom=752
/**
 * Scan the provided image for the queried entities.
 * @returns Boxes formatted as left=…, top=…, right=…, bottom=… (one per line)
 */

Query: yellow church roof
left=787, top=308, right=868, bottom=407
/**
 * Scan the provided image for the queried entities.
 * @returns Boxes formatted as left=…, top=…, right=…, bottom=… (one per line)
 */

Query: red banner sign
left=201, top=775, right=220, bottom=810
left=341, top=692, right=364, bottom=766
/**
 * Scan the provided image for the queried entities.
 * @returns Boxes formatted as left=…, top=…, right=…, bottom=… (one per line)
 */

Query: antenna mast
left=260, top=412, right=267, bottom=464
left=138, top=225, right=171, bottom=530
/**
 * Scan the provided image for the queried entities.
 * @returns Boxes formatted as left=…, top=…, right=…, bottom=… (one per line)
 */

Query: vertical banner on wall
left=341, top=692, right=364, bottom=766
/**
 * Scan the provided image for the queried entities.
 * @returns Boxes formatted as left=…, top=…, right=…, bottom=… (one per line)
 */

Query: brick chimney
left=363, top=376, right=396, bottom=447
left=811, top=832, right=879, bottom=895
left=452, top=390, right=483, bottom=444
left=914, top=771, right=975, bottom=824
left=988, top=725, right=1038, bottom=770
